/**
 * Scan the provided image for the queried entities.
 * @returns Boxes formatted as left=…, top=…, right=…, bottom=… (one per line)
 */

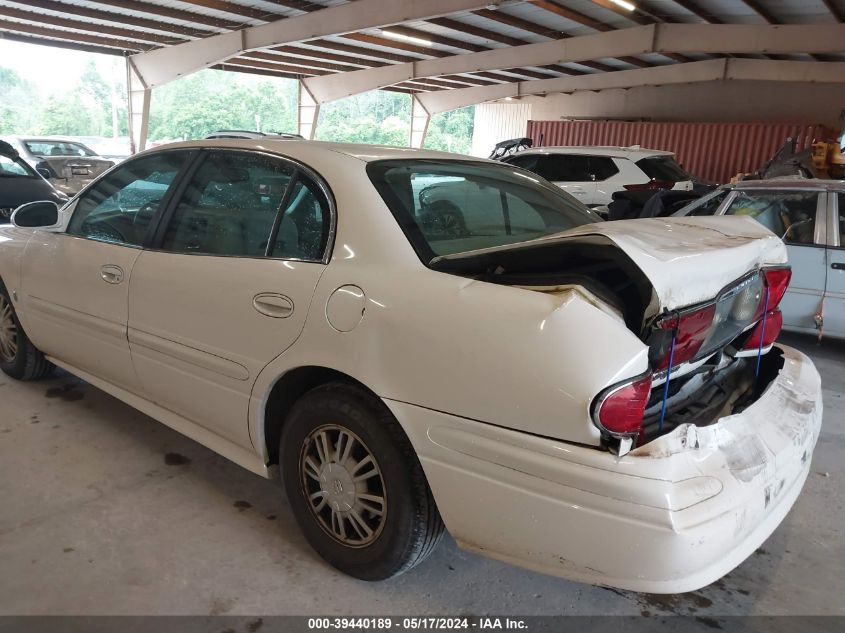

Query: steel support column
left=410, top=96, right=430, bottom=148
left=126, top=58, right=150, bottom=154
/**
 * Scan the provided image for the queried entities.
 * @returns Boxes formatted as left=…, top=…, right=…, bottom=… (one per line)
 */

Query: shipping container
left=525, top=120, right=837, bottom=184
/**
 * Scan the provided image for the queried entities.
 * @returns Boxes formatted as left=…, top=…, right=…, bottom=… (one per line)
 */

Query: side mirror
left=36, top=167, right=52, bottom=180
left=11, top=201, right=60, bottom=228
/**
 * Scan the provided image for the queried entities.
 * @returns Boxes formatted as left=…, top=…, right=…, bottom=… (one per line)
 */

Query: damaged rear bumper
left=387, top=344, right=822, bottom=593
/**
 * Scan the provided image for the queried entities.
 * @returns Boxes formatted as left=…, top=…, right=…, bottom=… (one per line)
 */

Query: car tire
left=0, top=282, right=53, bottom=381
left=280, top=382, right=445, bottom=580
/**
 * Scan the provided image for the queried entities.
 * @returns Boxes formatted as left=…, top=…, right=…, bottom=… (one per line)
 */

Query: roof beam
left=416, top=58, right=845, bottom=114
left=821, top=0, right=845, bottom=22
left=129, top=0, right=508, bottom=88
left=302, top=23, right=845, bottom=103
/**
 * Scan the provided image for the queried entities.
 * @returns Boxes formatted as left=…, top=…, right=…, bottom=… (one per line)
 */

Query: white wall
left=521, top=80, right=845, bottom=128
left=470, top=102, right=532, bottom=157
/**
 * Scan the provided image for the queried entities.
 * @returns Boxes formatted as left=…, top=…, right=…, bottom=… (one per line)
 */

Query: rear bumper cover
left=387, top=344, right=822, bottom=593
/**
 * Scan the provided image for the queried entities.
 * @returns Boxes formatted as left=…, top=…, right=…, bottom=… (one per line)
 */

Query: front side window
left=0, top=154, right=33, bottom=178
left=838, top=194, right=845, bottom=245
left=160, top=151, right=331, bottom=260
left=368, top=160, right=599, bottom=260
left=68, top=151, right=189, bottom=246
left=503, top=154, right=538, bottom=171
left=724, top=190, right=818, bottom=245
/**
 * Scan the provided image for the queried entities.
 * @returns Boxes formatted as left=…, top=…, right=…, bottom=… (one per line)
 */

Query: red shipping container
left=525, top=120, right=837, bottom=184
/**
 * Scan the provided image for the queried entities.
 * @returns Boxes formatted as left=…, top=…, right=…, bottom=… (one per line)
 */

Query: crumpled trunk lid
left=542, top=215, right=787, bottom=311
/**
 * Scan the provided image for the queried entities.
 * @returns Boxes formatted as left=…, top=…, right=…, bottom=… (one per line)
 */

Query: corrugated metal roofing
left=0, top=0, right=843, bottom=92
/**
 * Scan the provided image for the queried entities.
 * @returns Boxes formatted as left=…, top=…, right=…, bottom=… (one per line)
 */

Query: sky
left=0, top=39, right=126, bottom=95
left=0, top=38, right=283, bottom=97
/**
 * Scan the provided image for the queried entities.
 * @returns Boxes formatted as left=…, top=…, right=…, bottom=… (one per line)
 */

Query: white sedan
left=0, top=140, right=822, bottom=593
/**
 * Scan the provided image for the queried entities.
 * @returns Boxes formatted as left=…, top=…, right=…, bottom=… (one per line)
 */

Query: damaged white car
left=0, top=141, right=822, bottom=593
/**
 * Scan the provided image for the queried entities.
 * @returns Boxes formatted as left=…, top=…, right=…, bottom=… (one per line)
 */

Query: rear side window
left=160, top=151, right=330, bottom=260
left=589, top=156, right=619, bottom=181
left=533, top=155, right=591, bottom=182
left=724, top=190, right=818, bottom=245
left=636, top=155, right=689, bottom=181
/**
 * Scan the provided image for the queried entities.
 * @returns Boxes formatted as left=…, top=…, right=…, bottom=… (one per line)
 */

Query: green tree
left=39, top=93, right=99, bottom=136
left=0, top=66, right=41, bottom=134
left=316, top=91, right=411, bottom=146
left=424, top=107, right=474, bottom=155
left=147, top=69, right=297, bottom=141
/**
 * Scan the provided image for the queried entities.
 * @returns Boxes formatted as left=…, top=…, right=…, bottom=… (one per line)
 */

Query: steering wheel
left=133, top=200, right=160, bottom=228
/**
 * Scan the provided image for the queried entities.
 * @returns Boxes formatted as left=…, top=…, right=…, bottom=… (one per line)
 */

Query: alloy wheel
left=299, top=424, right=387, bottom=547
left=0, top=294, right=17, bottom=364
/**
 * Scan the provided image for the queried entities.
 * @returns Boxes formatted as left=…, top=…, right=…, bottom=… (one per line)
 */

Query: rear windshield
left=367, top=159, right=600, bottom=261
left=636, top=155, right=689, bottom=181
left=24, top=140, right=96, bottom=158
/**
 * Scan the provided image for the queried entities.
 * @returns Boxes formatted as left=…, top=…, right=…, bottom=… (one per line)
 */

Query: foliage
left=0, top=67, right=41, bottom=135
left=1, top=54, right=475, bottom=153
left=315, top=90, right=412, bottom=146
left=147, top=69, right=297, bottom=140
left=423, top=107, right=474, bottom=155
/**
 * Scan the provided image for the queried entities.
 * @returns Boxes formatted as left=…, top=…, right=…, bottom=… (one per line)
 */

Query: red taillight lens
left=594, top=373, right=653, bottom=436
left=624, top=180, right=675, bottom=191
left=742, top=309, right=783, bottom=350
left=654, top=304, right=717, bottom=371
left=763, top=267, right=791, bottom=308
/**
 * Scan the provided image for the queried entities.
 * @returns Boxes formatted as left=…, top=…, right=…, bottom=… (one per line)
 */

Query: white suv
left=502, top=146, right=694, bottom=207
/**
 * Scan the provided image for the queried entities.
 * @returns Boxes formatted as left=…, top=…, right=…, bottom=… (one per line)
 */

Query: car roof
left=722, top=178, right=845, bottom=191
left=510, top=145, right=674, bottom=159
left=142, top=139, right=479, bottom=163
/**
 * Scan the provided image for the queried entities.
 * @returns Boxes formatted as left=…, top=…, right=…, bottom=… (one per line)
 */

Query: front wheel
left=280, top=383, right=444, bottom=580
left=0, top=283, right=53, bottom=381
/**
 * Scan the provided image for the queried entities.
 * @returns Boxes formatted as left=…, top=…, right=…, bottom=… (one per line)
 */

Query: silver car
left=675, top=178, right=845, bottom=339
left=1, top=136, right=114, bottom=196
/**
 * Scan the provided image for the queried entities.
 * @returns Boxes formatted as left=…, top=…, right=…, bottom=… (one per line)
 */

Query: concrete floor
left=0, top=332, right=842, bottom=617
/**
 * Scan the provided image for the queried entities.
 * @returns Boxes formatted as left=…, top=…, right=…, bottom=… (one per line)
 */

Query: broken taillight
left=653, top=304, right=717, bottom=371
left=742, top=309, right=783, bottom=350
left=593, top=372, right=653, bottom=437
left=741, top=267, right=791, bottom=350
left=623, top=180, right=675, bottom=191
left=762, top=267, right=792, bottom=308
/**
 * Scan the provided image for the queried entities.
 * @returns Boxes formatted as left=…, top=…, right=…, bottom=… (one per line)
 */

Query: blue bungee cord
left=658, top=315, right=678, bottom=433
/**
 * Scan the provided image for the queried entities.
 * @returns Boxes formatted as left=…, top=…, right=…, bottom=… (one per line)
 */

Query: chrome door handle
left=253, top=293, right=294, bottom=318
left=100, top=265, right=124, bottom=284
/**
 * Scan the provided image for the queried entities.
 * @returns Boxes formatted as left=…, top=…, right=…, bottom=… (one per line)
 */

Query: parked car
left=0, top=141, right=821, bottom=593
left=674, top=179, right=844, bottom=339
left=0, top=140, right=68, bottom=223
left=501, top=145, right=694, bottom=207
left=204, top=130, right=304, bottom=140
left=1, top=136, right=114, bottom=196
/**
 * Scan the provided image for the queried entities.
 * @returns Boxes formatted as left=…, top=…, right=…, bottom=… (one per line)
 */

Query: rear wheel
left=280, top=382, right=444, bottom=580
left=0, top=283, right=53, bottom=381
